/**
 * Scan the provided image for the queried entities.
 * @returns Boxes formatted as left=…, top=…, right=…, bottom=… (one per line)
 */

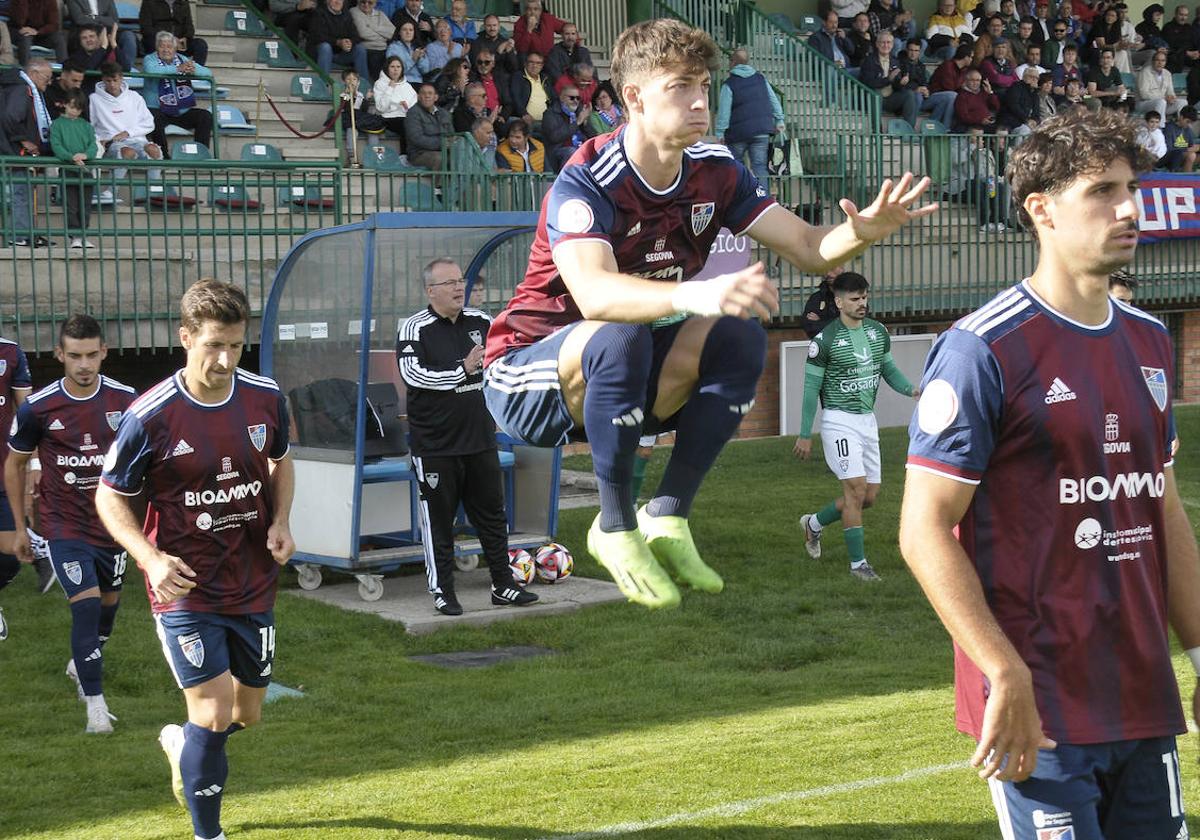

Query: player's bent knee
left=700, top=316, right=768, bottom=398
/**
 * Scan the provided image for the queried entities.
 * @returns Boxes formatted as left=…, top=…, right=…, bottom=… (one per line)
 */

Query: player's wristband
left=29, top=457, right=40, bottom=471
left=671, top=278, right=728, bottom=317
left=1187, top=646, right=1200, bottom=677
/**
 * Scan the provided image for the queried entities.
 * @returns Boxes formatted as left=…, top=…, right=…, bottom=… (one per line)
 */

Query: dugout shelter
left=260, top=212, right=561, bottom=601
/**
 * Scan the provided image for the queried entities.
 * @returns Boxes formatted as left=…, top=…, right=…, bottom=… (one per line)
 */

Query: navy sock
left=582, top=324, right=653, bottom=532
left=648, top=317, right=767, bottom=519
left=69, top=597, right=103, bottom=696
left=98, top=601, right=119, bottom=647
left=181, top=722, right=231, bottom=840
left=0, top=553, right=18, bottom=590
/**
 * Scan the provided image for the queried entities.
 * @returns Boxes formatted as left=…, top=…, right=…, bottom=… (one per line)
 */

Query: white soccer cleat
left=850, top=561, right=882, bottom=582
left=85, top=698, right=116, bottom=734
left=159, top=723, right=187, bottom=806
left=800, top=514, right=822, bottom=560
left=66, top=658, right=85, bottom=702
left=0, top=607, right=7, bottom=641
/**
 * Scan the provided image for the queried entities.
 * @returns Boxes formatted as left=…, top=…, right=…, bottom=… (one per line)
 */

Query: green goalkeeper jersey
left=799, top=317, right=914, bottom=436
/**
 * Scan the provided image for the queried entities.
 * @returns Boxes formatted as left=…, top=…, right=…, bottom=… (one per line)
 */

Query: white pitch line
left=537, top=761, right=967, bottom=840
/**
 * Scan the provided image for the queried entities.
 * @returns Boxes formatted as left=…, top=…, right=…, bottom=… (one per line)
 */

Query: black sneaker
left=32, top=236, right=52, bottom=248
left=491, top=582, right=539, bottom=607
left=433, top=591, right=463, bottom=616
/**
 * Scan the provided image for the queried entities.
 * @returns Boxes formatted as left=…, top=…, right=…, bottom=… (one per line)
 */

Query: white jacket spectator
left=1138, top=122, right=1167, bottom=158
left=1135, top=53, right=1184, bottom=118
left=90, top=76, right=155, bottom=143
left=831, top=0, right=869, bottom=22
left=374, top=72, right=417, bottom=118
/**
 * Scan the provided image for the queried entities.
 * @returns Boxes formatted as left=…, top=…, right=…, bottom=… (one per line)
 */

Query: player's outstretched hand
left=971, top=666, right=1056, bottom=782
left=793, top=437, right=812, bottom=460
left=841, top=172, right=939, bottom=244
left=671, top=262, right=779, bottom=320
left=145, top=551, right=197, bottom=605
left=268, top=522, right=296, bottom=566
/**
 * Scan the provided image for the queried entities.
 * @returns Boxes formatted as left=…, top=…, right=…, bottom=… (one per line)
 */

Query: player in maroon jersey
left=7, top=315, right=136, bottom=733
left=97, top=280, right=294, bottom=840
left=0, top=334, right=34, bottom=640
left=484, top=18, right=937, bottom=609
left=902, top=108, right=1199, bottom=838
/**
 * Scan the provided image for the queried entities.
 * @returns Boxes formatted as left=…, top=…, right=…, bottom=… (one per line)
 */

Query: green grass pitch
left=3, top=409, right=1200, bottom=839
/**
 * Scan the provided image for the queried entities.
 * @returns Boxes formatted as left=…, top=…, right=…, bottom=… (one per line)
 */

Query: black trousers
left=150, top=107, right=214, bottom=153
left=413, top=450, right=511, bottom=594
left=64, top=183, right=94, bottom=231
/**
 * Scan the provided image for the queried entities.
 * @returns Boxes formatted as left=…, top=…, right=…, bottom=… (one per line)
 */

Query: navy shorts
left=48, top=539, right=128, bottom=598
left=0, top=489, right=14, bottom=532
left=154, top=610, right=276, bottom=690
left=991, top=736, right=1187, bottom=839
left=484, top=320, right=689, bottom=447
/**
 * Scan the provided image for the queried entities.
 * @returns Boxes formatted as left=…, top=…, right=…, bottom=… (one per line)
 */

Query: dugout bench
left=260, top=213, right=562, bottom=601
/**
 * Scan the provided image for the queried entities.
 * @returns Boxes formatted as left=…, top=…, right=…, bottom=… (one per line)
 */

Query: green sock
left=815, top=501, right=842, bottom=528
left=631, top=453, right=650, bottom=501
left=843, top=526, right=865, bottom=564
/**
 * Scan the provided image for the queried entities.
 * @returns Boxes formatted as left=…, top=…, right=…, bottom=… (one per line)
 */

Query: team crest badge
left=106, top=411, right=122, bottom=431
left=426, top=472, right=439, bottom=489
left=691, top=202, right=715, bottom=236
left=178, top=633, right=205, bottom=668
left=63, top=560, right=82, bottom=586
left=0, top=359, right=7, bottom=377
left=248, top=424, right=267, bottom=452
left=1141, top=366, right=1168, bottom=412
left=469, top=330, right=482, bottom=346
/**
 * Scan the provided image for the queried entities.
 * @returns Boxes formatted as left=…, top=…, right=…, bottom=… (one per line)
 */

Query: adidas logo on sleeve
left=1044, top=377, right=1077, bottom=405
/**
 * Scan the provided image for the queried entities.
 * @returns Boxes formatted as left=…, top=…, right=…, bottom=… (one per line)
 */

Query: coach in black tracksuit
left=396, top=257, right=538, bottom=616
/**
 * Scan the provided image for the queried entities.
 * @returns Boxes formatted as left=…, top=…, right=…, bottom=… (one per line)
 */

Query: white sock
left=808, top=515, right=823, bottom=534
left=850, top=558, right=868, bottom=569
left=85, top=694, right=106, bottom=710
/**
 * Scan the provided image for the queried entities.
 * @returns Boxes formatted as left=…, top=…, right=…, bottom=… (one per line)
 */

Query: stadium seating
left=277, top=184, right=336, bottom=209
left=241, top=142, right=284, bottom=163
left=362, top=145, right=421, bottom=171
left=217, top=105, right=256, bottom=133
left=402, top=181, right=443, bottom=211
left=133, top=183, right=198, bottom=209
left=224, top=9, right=267, bottom=36
left=258, top=41, right=307, bottom=68
left=210, top=182, right=262, bottom=210
left=171, top=141, right=213, bottom=161
left=291, top=74, right=333, bottom=102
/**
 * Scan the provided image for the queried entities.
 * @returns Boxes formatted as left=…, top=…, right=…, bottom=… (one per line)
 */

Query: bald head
left=731, top=48, right=749, bottom=66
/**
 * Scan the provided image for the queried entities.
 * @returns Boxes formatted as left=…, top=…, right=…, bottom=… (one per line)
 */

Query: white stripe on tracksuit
left=412, top=455, right=443, bottom=594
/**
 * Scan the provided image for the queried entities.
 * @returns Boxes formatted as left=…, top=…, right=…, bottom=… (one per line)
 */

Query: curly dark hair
left=1006, top=109, right=1156, bottom=232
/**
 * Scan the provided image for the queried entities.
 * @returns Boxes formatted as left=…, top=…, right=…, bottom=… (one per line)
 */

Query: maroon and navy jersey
left=9, top=376, right=135, bottom=547
left=0, top=337, right=32, bottom=474
left=100, top=369, right=291, bottom=616
left=907, top=281, right=1184, bottom=745
left=484, top=126, right=778, bottom=366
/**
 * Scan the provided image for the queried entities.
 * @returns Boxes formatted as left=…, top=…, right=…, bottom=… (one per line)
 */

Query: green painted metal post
left=627, top=0, right=653, bottom=23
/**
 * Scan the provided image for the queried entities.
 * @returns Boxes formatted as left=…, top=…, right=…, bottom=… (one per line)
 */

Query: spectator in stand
left=513, top=0, right=565, bottom=61
left=1036, top=70, right=1058, bottom=117
left=999, top=64, right=1042, bottom=133
left=405, top=82, right=452, bottom=169
left=1086, top=46, right=1132, bottom=109
left=553, top=61, right=597, bottom=105
left=930, top=42, right=975, bottom=92
left=9, top=0, right=67, bottom=64
left=1009, top=16, right=1037, bottom=62
left=1043, top=16, right=1070, bottom=65
left=588, top=82, right=625, bottom=135
left=714, top=48, right=784, bottom=185
left=1051, top=42, right=1083, bottom=93
left=811, top=11, right=859, bottom=76
left=1, top=58, right=53, bottom=247
left=495, top=117, right=543, bottom=171
left=509, top=51, right=553, bottom=134
left=1160, top=104, right=1198, bottom=169
left=470, top=15, right=519, bottom=77
left=954, top=66, right=1001, bottom=128
left=868, top=0, right=917, bottom=57
left=426, top=18, right=465, bottom=75
left=453, top=81, right=494, bottom=132
left=374, top=55, right=417, bottom=152
left=1031, top=0, right=1054, bottom=44
left=1058, top=75, right=1088, bottom=106
left=801, top=272, right=840, bottom=339
left=1138, top=4, right=1169, bottom=50
left=998, top=0, right=1021, bottom=34
left=49, top=89, right=97, bottom=250
left=847, top=13, right=876, bottom=67
left=471, top=49, right=510, bottom=119
left=436, top=57, right=470, bottom=111
left=138, top=0, right=207, bottom=66
left=91, top=62, right=163, bottom=176
left=0, top=16, right=12, bottom=66
left=70, top=25, right=121, bottom=73
left=350, top=0, right=395, bottom=82
left=1072, top=0, right=1101, bottom=26
left=386, top=21, right=431, bottom=83
left=981, top=37, right=1020, bottom=89
left=973, top=14, right=1007, bottom=66
left=832, top=0, right=869, bottom=28
left=860, top=32, right=921, bottom=128
left=269, top=0, right=316, bottom=50
left=143, top=31, right=213, bottom=154
left=446, top=0, right=477, bottom=44
left=1054, top=2, right=1085, bottom=45
left=1117, top=3, right=1152, bottom=68
left=1136, top=48, right=1184, bottom=116
left=1138, top=108, right=1168, bottom=159
left=1163, top=4, right=1199, bottom=70
left=45, top=61, right=87, bottom=119
left=899, top=37, right=957, bottom=127
left=308, top=0, right=369, bottom=80
left=1089, top=6, right=1131, bottom=71
left=964, top=127, right=1010, bottom=231
left=65, top=0, right=136, bottom=70
left=1014, top=42, right=1044, bottom=78
left=467, top=114, right=496, bottom=162
left=390, top=0, right=434, bottom=47
left=541, top=82, right=596, bottom=172
left=1190, top=62, right=1200, bottom=104
left=545, top=22, right=591, bottom=82
left=926, top=0, right=974, bottom=61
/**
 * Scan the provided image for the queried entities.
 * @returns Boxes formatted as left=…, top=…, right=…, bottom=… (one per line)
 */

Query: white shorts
left=820, top=409, right=881, bottom=484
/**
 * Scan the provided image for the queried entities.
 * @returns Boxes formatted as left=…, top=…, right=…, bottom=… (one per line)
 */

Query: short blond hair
left=609, top=19, right=720, bottom=101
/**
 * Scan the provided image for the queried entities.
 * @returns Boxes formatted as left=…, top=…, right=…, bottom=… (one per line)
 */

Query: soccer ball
left=534, top=542, right=573, bottom=584
left=508, top=549, right=535, bottom=585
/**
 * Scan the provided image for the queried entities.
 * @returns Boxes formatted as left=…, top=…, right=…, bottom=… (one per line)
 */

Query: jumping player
left=483, top=19, right=936, bottom=608
left=794, top=272, right=919, bottom=582
left=900, top=108, right=1199, bottom=838
left=0, top=333, right=34, bottom=640
left=96, top=280, right=295, bottom=840
left=6, top=315, right=136, bottom=733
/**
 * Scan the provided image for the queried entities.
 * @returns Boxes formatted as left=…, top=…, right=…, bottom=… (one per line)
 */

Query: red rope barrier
left=263, top=92, right=346, bottom=139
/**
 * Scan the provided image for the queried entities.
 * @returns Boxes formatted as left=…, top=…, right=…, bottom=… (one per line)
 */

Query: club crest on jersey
left=63, top=560, right=82, bottom=586
left=248, top=424, right=267, bottom=452
left=1141, top=367, right=1168, bottom=412
left=469, top=330, right=482, bottom=346
left=0, top=360, right=7, bottom=377
left=178, top=633, right=205, bottom=668
left=691, top=202, right=715, bottom=236
left=426, top=472, right=439, bottom=489
left=106, top=411, right=122, bottom=431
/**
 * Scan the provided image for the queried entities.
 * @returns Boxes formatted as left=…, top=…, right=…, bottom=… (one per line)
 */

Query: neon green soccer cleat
left=587, top=515, right=681, bottom=609
left=636, top=507, right=724, bottom=594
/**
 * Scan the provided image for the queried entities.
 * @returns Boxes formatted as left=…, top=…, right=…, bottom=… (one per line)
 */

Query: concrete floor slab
left=282, top=569, right=626, bottom=635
